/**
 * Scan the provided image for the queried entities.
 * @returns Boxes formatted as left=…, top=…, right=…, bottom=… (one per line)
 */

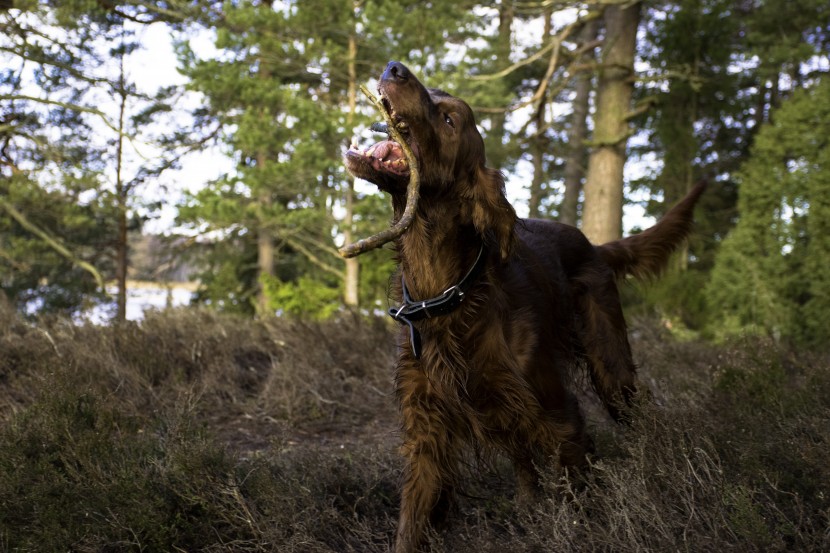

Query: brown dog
left=345, top=61, right=705, bottom=553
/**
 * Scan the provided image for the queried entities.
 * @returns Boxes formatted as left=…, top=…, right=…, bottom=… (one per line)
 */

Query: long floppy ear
left=462, top=167, right=517, bottom=260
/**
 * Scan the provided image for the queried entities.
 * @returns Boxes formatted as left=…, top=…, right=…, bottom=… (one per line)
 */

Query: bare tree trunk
left=114, top=31, right=128, bottom=323
left=343, top=31, right=360, bottom=307
left=527, top=8, right=552, bottom=219
left=487, top=1, right=514, bottom=169
left=560, top=18, right=598, bottom=227
left=582, top=2, right=641, bottom=244
left=528, top=127, right=545, bottom=218
left=254, top=0, right=276, bottom=316
left=256, top=181, right=274, bottom=316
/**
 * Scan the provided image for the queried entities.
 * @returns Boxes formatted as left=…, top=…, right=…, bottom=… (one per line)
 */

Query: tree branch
left=583, top=128, right=635, bottom=148
left=0, top=198, right=105, bottom=290
left=291, top=231, right=343, bottom=260
left=471, top=10, right=603, bottom=116
left=0, top=94, right=120, bottom=134
left=624, top=95, right=658, bottom=121
left=284, top=236, right=344, bottom=280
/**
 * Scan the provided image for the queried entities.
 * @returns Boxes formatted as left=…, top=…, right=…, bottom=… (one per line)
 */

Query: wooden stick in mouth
left=338, top=85, right=421, bottom=259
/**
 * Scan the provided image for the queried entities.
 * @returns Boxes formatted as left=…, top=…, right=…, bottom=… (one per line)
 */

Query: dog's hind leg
left=487, top=376, right=594, bottom=501
left=507, top=408, right=593, bottom=505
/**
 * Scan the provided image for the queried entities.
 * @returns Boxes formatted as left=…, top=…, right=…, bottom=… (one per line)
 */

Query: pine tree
left=1, top=3, right=118, bottom=314
left=706, top=79, right=830, bottom=344
left=1, top=2, right=202, bottom=317
left=177, top=0, right=473, bottom=315
left=630, top=0, right=829, bottom=328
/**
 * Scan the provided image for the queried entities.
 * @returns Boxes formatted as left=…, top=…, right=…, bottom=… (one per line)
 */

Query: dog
left=345, top=61, right=705, bottom=553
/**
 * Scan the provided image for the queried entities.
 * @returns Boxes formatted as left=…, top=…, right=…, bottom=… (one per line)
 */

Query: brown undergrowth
left=0, top=302, right=827, bottom=552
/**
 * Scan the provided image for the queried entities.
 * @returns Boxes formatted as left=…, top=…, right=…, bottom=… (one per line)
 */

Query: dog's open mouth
left=346, top=138, right=409, bottom=177
left=340, top=63, right=429, bottom=258
left=345, top=94, right=412, bottom=180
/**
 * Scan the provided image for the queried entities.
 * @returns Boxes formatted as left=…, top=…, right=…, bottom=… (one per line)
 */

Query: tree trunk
left=487, top=1, right=514, bottom=169
left=656, top=55, right=699, bottom=272
left=255, top=172, right=275, bottom=315
left=560, top=18, right=598, bottom=227
left=114, top=31, right=128, bottom=323
left=528, top=126, right=545, bottom=218
left=527, top=8, right=552, bottom=219
left=581, top=2, right=641, bottom=244
left=253, top=0, right=276, bottom=316
left=343, top=31, right=360, bottom=307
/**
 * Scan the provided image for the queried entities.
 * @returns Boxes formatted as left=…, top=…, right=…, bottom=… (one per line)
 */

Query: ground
left=0, top=305, right=828, bottom=551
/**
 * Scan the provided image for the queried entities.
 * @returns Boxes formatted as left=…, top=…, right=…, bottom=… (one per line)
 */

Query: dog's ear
left=463, top=167, right=517, bottom=260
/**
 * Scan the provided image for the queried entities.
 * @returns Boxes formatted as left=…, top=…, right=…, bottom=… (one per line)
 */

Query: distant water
left=80, top=284, right=194, bottom=324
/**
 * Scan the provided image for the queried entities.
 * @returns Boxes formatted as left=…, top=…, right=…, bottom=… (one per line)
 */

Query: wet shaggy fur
left=345, top=61, right=706, bottom=553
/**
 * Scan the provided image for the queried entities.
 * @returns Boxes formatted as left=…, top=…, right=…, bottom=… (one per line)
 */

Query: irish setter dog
left=345, top=61, right=705, bottom=553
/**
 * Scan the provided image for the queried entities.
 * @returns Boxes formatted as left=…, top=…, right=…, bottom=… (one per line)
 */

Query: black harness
left=388, top=243, right=489, bottom=359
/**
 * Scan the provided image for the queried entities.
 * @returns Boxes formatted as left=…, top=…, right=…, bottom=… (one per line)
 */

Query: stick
left=338, top=85, right=421, bottom=258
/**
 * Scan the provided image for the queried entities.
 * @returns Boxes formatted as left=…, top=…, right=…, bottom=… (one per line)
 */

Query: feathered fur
left=597, top=181, right=707, bottom=280
left=343, top=62, right=706, bottom=553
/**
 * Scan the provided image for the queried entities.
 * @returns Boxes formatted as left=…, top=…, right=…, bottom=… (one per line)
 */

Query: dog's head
left=345, top=61, right=516, bottom=258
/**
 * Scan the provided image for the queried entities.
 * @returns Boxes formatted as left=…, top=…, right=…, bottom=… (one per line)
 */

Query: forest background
left=2, top=2, right=830, bottom=551
left=2, top=0, right=828, bottom=344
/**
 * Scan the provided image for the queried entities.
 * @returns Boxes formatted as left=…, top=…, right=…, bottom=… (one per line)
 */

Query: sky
left=125, top=22, right=235, bottom=234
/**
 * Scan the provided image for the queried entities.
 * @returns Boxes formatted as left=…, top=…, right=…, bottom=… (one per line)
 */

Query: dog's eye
left=444, top=113, right=454, bottom=128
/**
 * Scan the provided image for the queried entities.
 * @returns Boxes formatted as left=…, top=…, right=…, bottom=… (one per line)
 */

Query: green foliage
left=641, top=0, right=743, bottom=212
left=1, top=2, right=199, bottom=317
left=262, top=274, right=341, bottom=320
left=631, top=0, right=828, bottom=325
left=0, top=3, right=114, bottom=314
left=176, top=3, right=345, bottom=312
left=623, top=265, right=710, bottom=332
left=706, top=79, right=830, bottom=345
left=744, top=0, right=830, bottom=81
left=0, top=174, right=111, bottom=314
left=175, top=0, right=477, bottom=315
left=3, top=0, right=830, bottom=324
left=352, top=192, right=397, bottom=307
left=187, top=233, right=259, bottom=315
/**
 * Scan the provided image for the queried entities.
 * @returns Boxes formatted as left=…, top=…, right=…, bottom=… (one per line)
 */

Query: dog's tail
left=596, top=181, right=707, bottom=281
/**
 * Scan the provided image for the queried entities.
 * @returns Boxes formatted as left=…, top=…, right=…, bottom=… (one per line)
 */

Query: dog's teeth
left=366, top=146, right=376, bottom=156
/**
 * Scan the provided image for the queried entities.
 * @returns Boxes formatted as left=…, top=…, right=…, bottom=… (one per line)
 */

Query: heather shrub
left=0, top=304, right=827, bottom=551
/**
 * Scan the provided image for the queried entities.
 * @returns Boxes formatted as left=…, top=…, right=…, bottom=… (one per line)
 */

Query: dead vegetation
left=0, top=301, right=828, bottom=552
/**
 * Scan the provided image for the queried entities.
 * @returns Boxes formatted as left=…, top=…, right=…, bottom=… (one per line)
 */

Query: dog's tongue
left=347, top=138, right=409, bottom=176
left=368, top=140, right=402, bottom=163
left=370, top=141, right=392, bottom=160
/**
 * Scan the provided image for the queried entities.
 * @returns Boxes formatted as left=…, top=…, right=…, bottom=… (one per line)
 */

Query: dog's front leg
left=394, top=365, right=459, bottom=553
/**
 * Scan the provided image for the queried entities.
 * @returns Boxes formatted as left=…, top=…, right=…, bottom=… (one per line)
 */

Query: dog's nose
left=382, top=61, right=410, bottom=83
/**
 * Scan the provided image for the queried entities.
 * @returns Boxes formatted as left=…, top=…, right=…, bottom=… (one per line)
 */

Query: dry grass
left=0, top=301, right=828, bottom=552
